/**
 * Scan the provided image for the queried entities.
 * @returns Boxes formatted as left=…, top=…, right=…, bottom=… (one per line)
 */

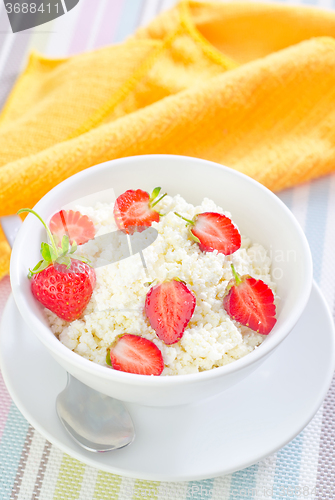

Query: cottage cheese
left=46, top=195, right=276, bottom=375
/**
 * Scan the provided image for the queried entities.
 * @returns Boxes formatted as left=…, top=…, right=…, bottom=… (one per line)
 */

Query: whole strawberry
left=175, top=212, right=241, bottom=255
left=18, top=208, right=96, bottom=322
left=113, top=187, right=166, bottom=235
left=31, top=259, right=96, bottom=322
left=223, top=264, right=276, bottom=335
left=145, top=278, right=196, bottom=345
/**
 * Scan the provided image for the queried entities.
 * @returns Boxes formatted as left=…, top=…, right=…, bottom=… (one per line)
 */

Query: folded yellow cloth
left=2, top=0, right=335, bottom=280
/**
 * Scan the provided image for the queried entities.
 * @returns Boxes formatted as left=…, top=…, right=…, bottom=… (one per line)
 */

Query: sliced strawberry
left=49, top=210, right=96, bottom=246
left=145, top=279, right=196, bottom=345
left=109, top=334, right=164, bottom=376
left=223, top=265, right=276, bottom=335
left=113, top=187, right=166, bottom=235
left=175, top=212, right=241, bottom=255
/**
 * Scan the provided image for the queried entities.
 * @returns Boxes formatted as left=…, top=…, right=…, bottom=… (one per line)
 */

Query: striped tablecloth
left=1, top=0, right=335, bottom=498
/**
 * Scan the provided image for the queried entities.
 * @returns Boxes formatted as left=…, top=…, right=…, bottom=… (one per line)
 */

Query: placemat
left=1, top=0, right=335, bottom=498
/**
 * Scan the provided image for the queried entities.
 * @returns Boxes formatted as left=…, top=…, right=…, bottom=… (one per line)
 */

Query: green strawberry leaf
left=150, top=186, right=161, bottom=202
left=40, top=242, right=52, bottom=262
left=144, top=279, right=157, bottom=287
left=61, top=235, right=70, bottom=255
left=28, top=259, right=43, bottom=278
left=173, top=277, right=186, bottom=285
left=75, top=255, right=91, bottom=265
left=151, top=192, right=167, bottom=208
left=36, top=260, right=51, bottom=273
left=28, top=259, right=50, bottom=278
left=106, top=348, right=112, bottom=366
left=70, top=241, right=77, bottom=254
left=49, top=246, right=58, bottom=262
left=57, top=255, right=71, bottom=268
left=189, top=229, right=200, bottom=244
left=52, top=233, right=60, bottom=247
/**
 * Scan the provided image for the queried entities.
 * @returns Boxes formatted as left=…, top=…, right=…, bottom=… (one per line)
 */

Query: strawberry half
left=109, top=334, right=164, bottom=376
left=18, top=208, right=96, bottom=322
left=145, top=279, right=196, bottom=345
left=223, top=264, right=276, bottom=335
left=113, top=187, right=166, bottom=235
left=49, top=210, right=96, bottom=246
left=175, top=212, right=241, bottom=255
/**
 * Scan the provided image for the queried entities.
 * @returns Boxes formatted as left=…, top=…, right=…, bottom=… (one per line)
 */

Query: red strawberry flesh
left=223, top=272, right=276, bottom=335
left=31, top=259, right=96, bottom=322
left=109, top=334, right=164, bottom=375
left=145, top=279, right=196, bottom=345
left=113, top=189, right=160, bottom=235
left=49, top=210, right=96, bottom=246
left=191, top=212, right=241, bottom=255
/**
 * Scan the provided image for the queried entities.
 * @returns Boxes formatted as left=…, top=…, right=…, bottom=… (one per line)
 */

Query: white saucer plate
left=1, top=282, right=335, bottom=482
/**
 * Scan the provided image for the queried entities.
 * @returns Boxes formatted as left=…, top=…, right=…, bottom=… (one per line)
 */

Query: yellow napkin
left=2, top=0, right=335, bottom=280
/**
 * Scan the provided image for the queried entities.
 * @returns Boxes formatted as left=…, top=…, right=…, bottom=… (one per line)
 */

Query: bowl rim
left=10, top=154, right=313, bottom=386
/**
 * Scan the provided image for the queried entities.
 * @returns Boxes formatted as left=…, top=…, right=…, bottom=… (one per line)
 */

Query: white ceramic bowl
left=10, top=155, right=313, bottom=406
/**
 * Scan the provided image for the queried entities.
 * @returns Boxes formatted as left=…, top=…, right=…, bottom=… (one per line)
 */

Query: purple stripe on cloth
left=0, top=73, right=18, bottom=112
left=0, top=7, right=10, bottom=33
left=94, top=0, right=124, bottom=48
left=0, top=0, right=14, bottom=35
left=2, top=24, right=34, bottom=68
left=0, top=276, right=11, bottom=318
left=31, top=440, right=52, bottom=500
left=155, top=0, right=165, bottom=15
left=0, top=373, right=12, bottom=443
left=0, top=27, right=35, bottom=111
left=10, top=426, right=35, bottom=500
left=0, top=278, right=12, bottom=442
left=69, top=0, right=102, bottom=54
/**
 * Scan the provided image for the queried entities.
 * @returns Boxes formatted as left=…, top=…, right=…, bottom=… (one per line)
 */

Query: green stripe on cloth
left=53, top=454, right=85, bottom=500
left=93, top=471, right=122, bottom=500
left=133, top=479, right=160, bottom=499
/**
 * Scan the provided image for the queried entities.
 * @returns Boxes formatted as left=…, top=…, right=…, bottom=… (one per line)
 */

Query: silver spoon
left=1, top=214, right=135, bottom=452
left=56, top=374, right=134, bottom=452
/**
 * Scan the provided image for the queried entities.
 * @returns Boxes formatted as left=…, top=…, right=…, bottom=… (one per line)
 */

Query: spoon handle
left=57, top=373, right=135, bottom=452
